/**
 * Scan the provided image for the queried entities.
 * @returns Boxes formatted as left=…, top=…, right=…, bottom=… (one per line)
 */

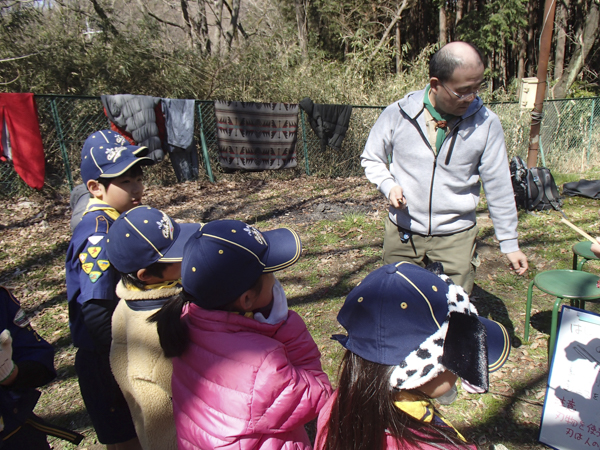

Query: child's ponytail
left=319, top=351, right=471, bottom=450
left=147, top=291, right=193, bottom=357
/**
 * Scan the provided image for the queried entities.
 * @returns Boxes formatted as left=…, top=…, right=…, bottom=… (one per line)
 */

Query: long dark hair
left=147, top=275, right=267, bottom=358
left=318, top=351, right=472, bottom=450
left=147, top=291, right=193, bottom=358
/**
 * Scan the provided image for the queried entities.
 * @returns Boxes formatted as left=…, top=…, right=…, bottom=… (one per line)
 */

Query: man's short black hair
left=429, top=42, right=484, bottom=82
left=97, top=164, right=144, bottom=189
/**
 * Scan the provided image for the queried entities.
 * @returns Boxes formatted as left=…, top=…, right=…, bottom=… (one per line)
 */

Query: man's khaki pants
left=383, top=216, right=479, bottom=294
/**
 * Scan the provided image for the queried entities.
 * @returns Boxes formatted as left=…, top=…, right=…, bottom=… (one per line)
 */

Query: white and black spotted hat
left=333, top=262, right=510, bottom=392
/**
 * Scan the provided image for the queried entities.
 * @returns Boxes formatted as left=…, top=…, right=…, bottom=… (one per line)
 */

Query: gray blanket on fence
left=214, top=101, right=298, bottom=170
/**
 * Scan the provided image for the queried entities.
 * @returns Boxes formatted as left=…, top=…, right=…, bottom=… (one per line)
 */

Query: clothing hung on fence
left=162, top=98, right=198, bottom=182
left=298, top=97, right=352, bottom=151
left=0, top=93, right=45, bottom=190
left=214, top=101, right=299, bottom=170
left=101, top=94, right=166, bottom=162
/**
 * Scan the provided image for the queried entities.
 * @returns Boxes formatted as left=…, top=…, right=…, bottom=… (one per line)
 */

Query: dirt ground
left=0, top=174, right=553, bottom=449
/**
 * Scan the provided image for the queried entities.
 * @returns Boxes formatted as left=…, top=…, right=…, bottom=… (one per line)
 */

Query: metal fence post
left=587, top=99, right=596, bottom=163
left=196, top=103, right=214, bottom=183
left=50, top=98, right=73, bottom=190
left=300, top=110, right=310, bottom=176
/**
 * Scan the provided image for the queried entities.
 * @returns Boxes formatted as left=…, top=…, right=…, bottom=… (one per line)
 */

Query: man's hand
left=591, top=238, right=600, bottom=259
left=506, top=250, right=528, bottom=275
left=388, top=186, right=407, bottom=209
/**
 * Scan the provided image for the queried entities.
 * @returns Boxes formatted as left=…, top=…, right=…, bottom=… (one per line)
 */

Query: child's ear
left=86, top=179, right=103, bottom=197
left=233, top=291, right=254, bottom=312
left=137, top=268, right=152, bottom=283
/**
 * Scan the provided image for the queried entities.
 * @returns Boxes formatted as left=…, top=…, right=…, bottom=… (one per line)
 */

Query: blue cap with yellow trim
left=333, top=262, right=510, bottom=392
left=80, top=130, right=154, bottom=183
left=181, top=219, right=302, bottom=310
left=106, top=206, right=200, bottom=274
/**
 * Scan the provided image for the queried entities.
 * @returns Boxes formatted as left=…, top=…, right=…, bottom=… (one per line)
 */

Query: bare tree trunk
left=88, top=0, right=119, bottom=37
left=452, top=0, right=463, bottom=41
left=225, top=0, right=240, bottom=49
left=439, top=2, right=447, bottom=45
left=294, top=0, right=309, bottom=59
left=517, top=27, right=526, bottom=80
left=396, top=22, right=401, bottom=74
left=180, top=0, right=195, bottom=49
left=553, top=0, right=599, bottom=98
left=526, top=0, right=536, bottom=76
left=553, top=0, right=568, bottom=79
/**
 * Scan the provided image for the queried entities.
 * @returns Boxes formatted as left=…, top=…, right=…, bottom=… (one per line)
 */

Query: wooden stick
left=560, top=217, right=598, bottom=244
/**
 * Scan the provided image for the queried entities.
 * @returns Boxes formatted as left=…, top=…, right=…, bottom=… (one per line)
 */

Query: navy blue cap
left=80, top=130, right=153, bottom=183
left=181, top=220, right=302, bottom=309
left=334, top=262, right=510, bottom=391
left=106, top=206, right=200, bottom=274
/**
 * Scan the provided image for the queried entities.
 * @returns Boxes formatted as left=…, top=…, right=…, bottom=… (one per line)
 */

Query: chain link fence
left=1, top=95, right=599, bottom=198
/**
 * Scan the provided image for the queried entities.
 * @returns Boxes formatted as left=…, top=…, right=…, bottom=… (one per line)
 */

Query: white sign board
left=539, top=306, right=600, bottom=450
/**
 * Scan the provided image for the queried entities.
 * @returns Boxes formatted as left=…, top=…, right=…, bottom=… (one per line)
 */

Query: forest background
left=0, top=0, right=599, bottom=103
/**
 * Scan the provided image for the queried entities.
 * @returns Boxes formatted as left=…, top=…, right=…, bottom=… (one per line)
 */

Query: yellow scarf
left=127, top=280, right=181, bottom=292
left=82, top=198, right=121, bottom=221
left=393, top=394, right=466, bottom=442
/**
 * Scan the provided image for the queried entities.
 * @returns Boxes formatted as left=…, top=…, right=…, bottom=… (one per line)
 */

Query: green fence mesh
left=1, top=95, right=598, bottom=198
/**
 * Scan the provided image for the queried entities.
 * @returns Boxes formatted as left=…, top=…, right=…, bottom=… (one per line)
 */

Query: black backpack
left=510, top=156, right=563, bottom=211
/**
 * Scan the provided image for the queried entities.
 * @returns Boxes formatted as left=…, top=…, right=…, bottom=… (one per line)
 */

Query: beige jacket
left=110, top=281, right=181, bottom=450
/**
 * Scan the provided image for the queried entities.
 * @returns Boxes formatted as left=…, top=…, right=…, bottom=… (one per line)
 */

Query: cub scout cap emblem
left=244, top=225, right=267, bottom=246
left=157, top=213, right=174, bottom=240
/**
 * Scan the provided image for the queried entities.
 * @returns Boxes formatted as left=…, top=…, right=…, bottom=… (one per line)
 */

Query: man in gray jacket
left=361, top=41, right=528, bottom=294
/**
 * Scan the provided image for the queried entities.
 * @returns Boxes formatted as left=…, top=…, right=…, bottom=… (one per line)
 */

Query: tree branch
left=368, top=0, right=411, bottom=62
left=147, top=10, right=185, bottom=30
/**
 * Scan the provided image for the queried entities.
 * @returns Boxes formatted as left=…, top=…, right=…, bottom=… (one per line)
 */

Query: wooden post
left=527, top=0, right=557, bottom=168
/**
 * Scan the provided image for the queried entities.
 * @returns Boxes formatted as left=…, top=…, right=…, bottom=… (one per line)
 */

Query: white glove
left=0, top=329, right=15, bottom=383
left=255, top=279, right=289, bottom=325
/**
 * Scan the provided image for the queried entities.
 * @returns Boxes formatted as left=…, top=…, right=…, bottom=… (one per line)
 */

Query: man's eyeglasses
left=441, top=83, right=486, bottom=101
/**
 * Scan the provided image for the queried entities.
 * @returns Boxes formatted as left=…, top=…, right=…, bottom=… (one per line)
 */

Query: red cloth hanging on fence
left=0, top=93, right=45, bottom=190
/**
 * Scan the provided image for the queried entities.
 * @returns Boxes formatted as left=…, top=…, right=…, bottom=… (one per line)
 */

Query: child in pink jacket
left=315, top=262, right=511, bottom=450
left=150, top=219, right=332, bottom=450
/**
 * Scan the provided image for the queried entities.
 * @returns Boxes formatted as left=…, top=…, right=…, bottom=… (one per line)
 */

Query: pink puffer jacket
left=172, top=303, right=332, bottom=450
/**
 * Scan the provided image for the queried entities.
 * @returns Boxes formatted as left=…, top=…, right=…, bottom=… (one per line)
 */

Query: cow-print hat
left=332, top=262, right=510, bottom=392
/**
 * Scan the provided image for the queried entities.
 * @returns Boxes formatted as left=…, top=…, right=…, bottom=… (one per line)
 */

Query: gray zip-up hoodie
left=361, top=88, right=519, bottom=254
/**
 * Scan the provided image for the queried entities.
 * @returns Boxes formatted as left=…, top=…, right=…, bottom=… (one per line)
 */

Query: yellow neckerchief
left=127, top=280, right=181, bottom=292
left=232, top=311, right=254, bottom=318
left=82, top=198, right=121, bottom=221
left=393, top=391, right=466, bottom=442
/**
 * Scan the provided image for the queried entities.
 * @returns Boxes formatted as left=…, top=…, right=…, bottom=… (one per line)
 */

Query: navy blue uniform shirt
left=66, top=210, right=119, bottom=351
left=0, top=286, right=56, bottom=440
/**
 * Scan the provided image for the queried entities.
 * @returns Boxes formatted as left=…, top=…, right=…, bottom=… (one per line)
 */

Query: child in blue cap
left=65, top=130, right=153, bottom=450
left=105, top=206, right=198, bottom=450
left=149, top=219, right=332, bottom=450
left=315, top=262, right=511, bottom=450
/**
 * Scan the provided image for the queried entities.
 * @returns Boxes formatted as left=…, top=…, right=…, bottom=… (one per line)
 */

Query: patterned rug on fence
left=215, top=101, right=299, bottom=170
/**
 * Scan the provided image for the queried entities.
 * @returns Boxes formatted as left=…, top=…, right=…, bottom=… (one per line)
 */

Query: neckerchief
left=82, top=198, right=120, bottom=221
left=423, top=85, right=455, bottom=154
left=393, top=395, right=466, bottom=442
left=127, top=280, right=181, bottom=292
